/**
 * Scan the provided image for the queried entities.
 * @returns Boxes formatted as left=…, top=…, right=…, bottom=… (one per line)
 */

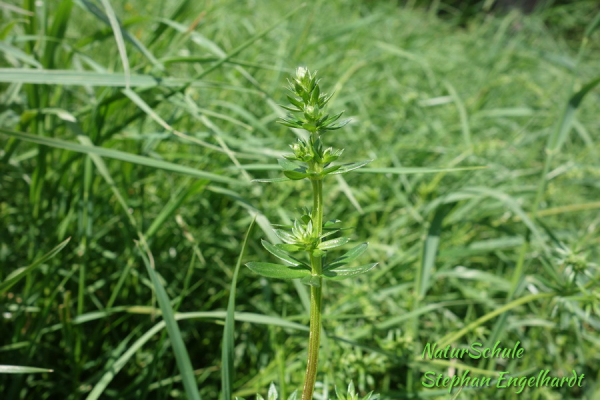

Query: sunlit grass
left=0, top=1, right=599, bottom=399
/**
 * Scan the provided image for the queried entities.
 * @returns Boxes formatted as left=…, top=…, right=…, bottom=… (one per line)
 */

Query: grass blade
left=549, top=75, right=600, bottom=152
left=0, top=365, right=53, bottom=374
left=84, top=311, right=307, bottom=400
left=0, top=42, right=42, bottom=68
left=437, top=292, right=554, bottom=348
left=222, top=218, right=256, bottom=400
left=355, top=166, right=487, bottom=174
left=0, top=237, right=71, bottom=294
left=99, top=0, right=130, bottom=89
left=137, top=243, right=202, bottom=400
left=0, top=128, right=242, bottom=185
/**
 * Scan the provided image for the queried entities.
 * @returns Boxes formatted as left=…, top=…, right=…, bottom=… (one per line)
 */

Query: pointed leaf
left=273, top=229, right=297, bottom=244
left=324, top=119, right=351, bottom=130
left=321, top=165, right=342, bottom=176
left=246, top=262, right=310, bottom=280
left=261, top=240, right=308, bottom=269
left=287, top=95, right=304, bottom=109
left=276, top=243, right=302, bottom=252
left=277, top=158, right=305, bottom=172
left=280, top=105, right=301, bottom=112
left=324, top=219, right=342, bottom=227
left=330, top=160, right=372, bottom=175
left=325, top=243, right=369, bottom=271
left=268, top=383, right=278, bottom=400
left=1, top=238, right=71, bottom=294
left=319, top=230, right=340, bottom=240
left=137, top=245, right=201, bottom=400
left=252, top=177, right=291, bottom=183
left=323, top=263, right=378, bottom=280
left=0, top=365, right=53, bottom=374
left=318, top=237, right=350, bottom=250
left=283, top=170, right=309, bottom=180
left=222, top=219, right=256, bottom=400
left=287, top=391, right=298, bottom=400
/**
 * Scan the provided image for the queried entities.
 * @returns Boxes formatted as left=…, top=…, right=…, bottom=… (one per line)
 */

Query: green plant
left=245, top=68, right=377, bottom=400
left=237, top=381, right=377, bottom=400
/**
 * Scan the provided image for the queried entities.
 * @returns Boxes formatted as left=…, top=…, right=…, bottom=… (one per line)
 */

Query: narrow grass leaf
left=99, top=0, right=130, bottom=88
left=0, top=69, right=238, bottom=87
left=445, top=81, right=472, bottom=150
left=549, top=75, right=600, bottom=152
left=0, top=237, right=71, bottom=294
left=0, top=42, right=42, bottom=68
left=144, top=179, right=208, bottom=240
left=137, top=244, right=202, bottom=400
left=416, top=204, right=453, bottom=299
left=355, top=166, right=487, bottom=174
left=78, top=0, right=163, bottom=69
left=0, top=365, right=53, bottom=374
left=222, top=218, right=256, bottom=400
left=437, top=292, right=554, bottom=348
left=0, top=128, right=241, bottom=185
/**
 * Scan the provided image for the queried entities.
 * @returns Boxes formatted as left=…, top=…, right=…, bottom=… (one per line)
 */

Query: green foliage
left=245, top=68, right=377, bottom=399
left=1, top=1, right=599, bottom=400
left=246, top=69, right=374, bottom=291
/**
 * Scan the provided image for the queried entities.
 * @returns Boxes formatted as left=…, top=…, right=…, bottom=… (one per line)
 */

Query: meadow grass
left=1, top=1, right=599, bottom=399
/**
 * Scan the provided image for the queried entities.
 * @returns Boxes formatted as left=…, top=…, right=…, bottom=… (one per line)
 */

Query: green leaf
left=355, top=166, right=487, bottom=174
left=0, top=68, right=253, bottom=88
left=222, top=218, right=256, bottom=400
left=246, top=262, right=310, bottom=280
left=0, top=42, right=43, bottom=68
left=278, top=158, right=305, bottom=172
left=261, top=240, right=309, bottom=269
left=318, top=237, right=350, bottom=250
left=417, top=204, right=454, bottom=298
left=85, top=310, right=307, bottom=400
left=144, top=180, right=207, bottom=240
left=252, top=177, right=291, bottom=183
left=330, top=160, right=372, bottom=175
left=287, top=95, right=304, bottom=109
left=324, top=219, right=342, bottom=227
left=324, top=243, right=368, bottom=271
left=276, top=243, right=302, bottom=252
left=548, top=75, right=600, bottom=152
left=100, top=0, right=131, bottom=88
left=0, top=128, right=241, bottom=185
left=137, top=245, right=202, bottom=400
left=283, top=170, right=309, bottom=180
left=319, top=229, right=340, bottom=240
left=0, top=365, right=53, bottom=374
left=323, top=263, right=378, bottom=280
left=321, top=165, right=342, bottom=175
left=0, top=238, right=71, bottom=294
left=273, top=229, right=297, bottom=245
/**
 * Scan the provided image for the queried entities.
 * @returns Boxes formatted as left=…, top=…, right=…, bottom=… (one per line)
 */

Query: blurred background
left=1, top=0, right=599, bottom=399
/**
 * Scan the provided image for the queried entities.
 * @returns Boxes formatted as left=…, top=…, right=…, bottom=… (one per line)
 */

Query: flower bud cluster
left=279, top=67, right=350, bottom=134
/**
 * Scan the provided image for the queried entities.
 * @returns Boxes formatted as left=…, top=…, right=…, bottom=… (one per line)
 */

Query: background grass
left=1, top=0, right=599, bottom=399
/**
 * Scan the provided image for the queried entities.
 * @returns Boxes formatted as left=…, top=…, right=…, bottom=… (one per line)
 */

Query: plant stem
left=302, top=179, right=324, bottom=400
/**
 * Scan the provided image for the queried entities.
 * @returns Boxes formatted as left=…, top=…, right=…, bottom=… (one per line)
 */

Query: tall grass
left=1, top=1, right=599, bottom=399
